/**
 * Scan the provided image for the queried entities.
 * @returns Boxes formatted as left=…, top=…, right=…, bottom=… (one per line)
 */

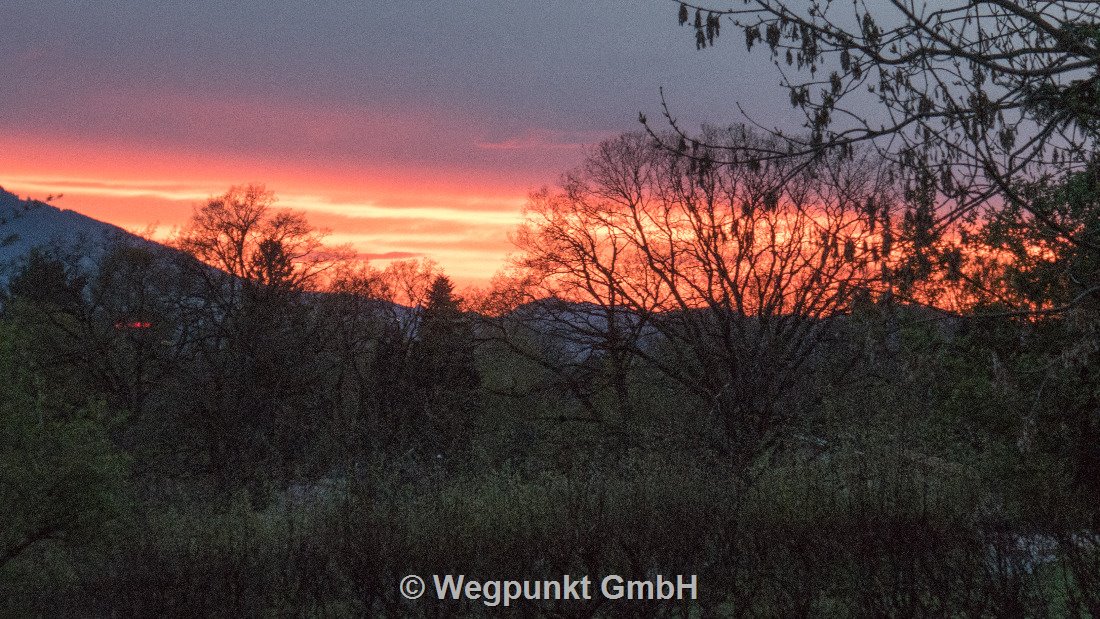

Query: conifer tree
left=411, top=275, right=480, bottom=456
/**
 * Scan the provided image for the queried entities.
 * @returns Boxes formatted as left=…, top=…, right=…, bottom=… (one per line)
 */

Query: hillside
left=0, top=187, right=148, bottom=283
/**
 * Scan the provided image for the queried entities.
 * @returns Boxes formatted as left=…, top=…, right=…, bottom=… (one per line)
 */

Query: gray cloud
left=0, top=1, right=791, bottom=180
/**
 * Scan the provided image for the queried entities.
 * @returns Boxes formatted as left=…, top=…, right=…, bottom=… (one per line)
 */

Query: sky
left=0, top=1, right=788, bottom=285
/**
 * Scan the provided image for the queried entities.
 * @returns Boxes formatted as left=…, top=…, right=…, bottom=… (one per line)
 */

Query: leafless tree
left=513, top=130, right=895, bottom=465
left=171, top=185, right=341, bottom=487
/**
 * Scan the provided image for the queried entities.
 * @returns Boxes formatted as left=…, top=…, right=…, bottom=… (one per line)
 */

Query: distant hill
left=0, top=186, right=151, bottom=284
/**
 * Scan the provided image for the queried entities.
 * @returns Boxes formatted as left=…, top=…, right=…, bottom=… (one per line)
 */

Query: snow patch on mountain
left=0, top=186, right=145, bottom=283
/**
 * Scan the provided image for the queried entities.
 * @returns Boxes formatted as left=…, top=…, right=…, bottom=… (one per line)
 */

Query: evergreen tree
left=5, top=248, right=85, bottom=314
left=411, top=275, right=480, bottom=456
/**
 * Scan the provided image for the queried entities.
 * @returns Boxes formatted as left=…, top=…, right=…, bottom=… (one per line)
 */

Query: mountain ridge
left=0, top=186, right=151, bottom=283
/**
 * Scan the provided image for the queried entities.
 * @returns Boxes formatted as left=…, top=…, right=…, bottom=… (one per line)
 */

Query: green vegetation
left=0, top=171, right=1098, bottom=615
left=6, top=1, right=1100, bottom=614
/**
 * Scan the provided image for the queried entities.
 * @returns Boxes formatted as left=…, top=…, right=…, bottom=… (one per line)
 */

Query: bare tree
left=175, top=185, right=331, bottom=301
left=172, top=185, right=339, bottom=488
left=513, top=130, right=894, bottom=465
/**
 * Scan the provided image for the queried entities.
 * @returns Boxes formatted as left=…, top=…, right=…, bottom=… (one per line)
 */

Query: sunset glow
left=0, top=133, right=552, bottom=285
left=0, top=3, right=772, bottom=287
left=6, top=4, right=1098, bottom=614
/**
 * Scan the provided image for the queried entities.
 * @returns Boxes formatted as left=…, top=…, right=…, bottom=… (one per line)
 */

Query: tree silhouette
left=648, top=1, right=1100, bottom=299
left=6, top=248, right=85, bottom=313
left=411, top=275, right=480, bottom=456
left=514, top=130, right=894, bottom=465
left=172, top=185, right=335, bottom=489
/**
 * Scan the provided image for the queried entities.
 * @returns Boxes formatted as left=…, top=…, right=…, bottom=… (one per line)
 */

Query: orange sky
left=0, top=132, right=578, bottom=286
left=0, top=4, right=785, bottom=287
